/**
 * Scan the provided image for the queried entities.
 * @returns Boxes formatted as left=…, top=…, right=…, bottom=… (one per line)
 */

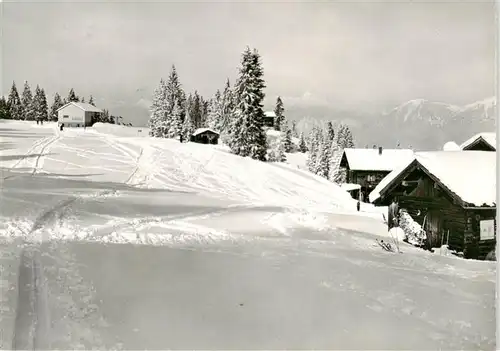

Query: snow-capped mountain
left=382, top=98, right=461, bottom=126
left=290, top=97, right=496, bottom=150
left=352, top=97, right=496, bottom=150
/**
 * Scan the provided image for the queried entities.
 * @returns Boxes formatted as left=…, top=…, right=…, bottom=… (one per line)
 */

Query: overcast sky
left=1, top=0, right=496, bottom=118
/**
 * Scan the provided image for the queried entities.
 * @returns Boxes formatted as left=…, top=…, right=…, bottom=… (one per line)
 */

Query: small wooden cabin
left=263, top=111, right=275, bottom=128
left=460, top=132, right=496, bottom=151
left=190, top=128, right=219, bottom=144
left=369, top=151, right=496, bottom=260
left=339, top=147, right=414, bottom=202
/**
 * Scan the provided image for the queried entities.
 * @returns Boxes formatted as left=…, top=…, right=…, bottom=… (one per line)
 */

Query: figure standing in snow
left=388, top=198, right=399, bottom=231
left=356, top=200, right=360, bottom=212
left=59, top=123, right=64, bottom=131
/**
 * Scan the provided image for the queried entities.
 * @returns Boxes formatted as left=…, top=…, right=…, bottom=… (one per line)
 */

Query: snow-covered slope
left=0, top=121, right=357, bottom=214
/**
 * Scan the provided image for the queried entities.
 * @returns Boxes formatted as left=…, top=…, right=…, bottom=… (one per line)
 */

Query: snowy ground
left=0, top=120, right=495, bottom=350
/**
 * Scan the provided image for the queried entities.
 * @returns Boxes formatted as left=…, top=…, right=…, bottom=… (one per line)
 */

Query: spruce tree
left=273, top=96, right=285, bottom=131
left=67, top=88, right=79, bottom=102
left=298, top=132, right=307, bottom=153
left=39, top=89, right=49, bottom=121
left=89, top=95, right=95, bottom=106
left=268, top=133, right=287, bottom=162
left=32, top=85, right=48, bottom=122
left=328, top=141, right=344, bottom=183
left=220, top=78, right=234, bottom=132
left=306, top=127, right=321, bottom=173
left=148, top=79, right=167, bottom=137
left=327, top=121, right=335, bottom=143
left=0, top=97, right=11, bottom=119
left=313, top=130, right=325, bottom=175
left=7, top=82, right=22, bottom=120
left=191, top=91, right=202, bottom=128
left=81, top=97, right=86, bottom=103
left=291, top=120, right=299, bottom=138
left=21, top=81, right=35, bottom=120
left=49, top=93, right=64, bottom=121
left=230, top=47, right=268, bottom=161
left=181, top=109, right=195, bottom=142
left=283, top=122, right=293, bottom=153
left=162, top=65, right=186, bottom=138
left=317, top=134, right=331, bottom=179
left=207, top=90, right=222, bottom=130
left=168, top=100, right=182, bottom=138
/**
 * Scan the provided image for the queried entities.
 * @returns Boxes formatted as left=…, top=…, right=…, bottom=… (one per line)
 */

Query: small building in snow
left=57, top=102, right=103, bottom=127
left=460, top=132, right=496, bottom=151
left=263, top=111, right=275, bottom=128
left=339, top=147, right=414, bottom=202
left=369, top=151, right=496, bottom=260
left=340, top=183, right=361, bottom=201
left=190, top=128, right=219, bottom=145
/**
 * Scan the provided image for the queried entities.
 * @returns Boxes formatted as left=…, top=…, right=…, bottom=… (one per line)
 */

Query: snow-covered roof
left=369, top=151, right=496, bottom=207
left=460, top=132, right=496, bottom=150
left=341, top=148, right=414, bottom=172
left=442, top=141, right=460, bottom=151
left=57, top=102, right=103, bottom=113
left=264, top=111, right=276, bottom=118
left=340, top=183, right=361, bottom=192
left=192, top=128, right=219, bottom=136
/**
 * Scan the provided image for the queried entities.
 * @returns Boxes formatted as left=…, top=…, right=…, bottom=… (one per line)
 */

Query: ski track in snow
left=7, top=190, right=123, bottom=350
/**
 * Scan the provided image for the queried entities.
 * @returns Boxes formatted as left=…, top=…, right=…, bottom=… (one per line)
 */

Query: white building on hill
left=57, top=102, right=103, bottom=127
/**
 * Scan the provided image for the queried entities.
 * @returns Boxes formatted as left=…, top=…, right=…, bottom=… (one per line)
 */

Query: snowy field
left=0, top=120, right=495, bottom=350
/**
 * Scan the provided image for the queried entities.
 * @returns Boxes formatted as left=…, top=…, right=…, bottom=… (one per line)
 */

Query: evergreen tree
left=306, top=127, right=321, bottom=173
left=206, top=90, right=222, bottom=130
left=220, top=78, right=234, bottom=132
left=191, top=91, right=202, bottom=128
left=181, top=109, right=195, bottom=142
left=148, top=79, right=167, bottom=137
left=317, top=133, right=331, bottom=178
left=268, top=132, right=287, bottom=162
left=161, top=65, right=186, bottom=138
left=67, top=88, right=79, bottom=102
left=81, top=97, right=86, bottom=103
left=291, top=120, right=298, bottom=138
left=33, top=86, right=48, bottom=121
left=330, top=124, right=351, bottom=183
left=298, top=132, right=307, bottom=153
left=328, top=141, right=344, bottom=183
left=7, top=82, right=22, bottom=120
left=49, top=93, right=64, bottom=121
left=0, top=96, right=11, bottom=119
left=21, top=81, right=35, bottom=120
left=201, top=97, right=210, bottom=127
left=273, top=96, right=285, bottom=131
left=336, top=123, right=355, bottom=149
left=283, top=122, right=293, bottom=153
left=168, top=100, right=182, bottom=138
left=230, top=47, right=267, bottom=161
left=327, top=121, right=335, bottom=143
left=101, top=109, right=111, bottom=123
left=89, top=95, right=95, bottom=106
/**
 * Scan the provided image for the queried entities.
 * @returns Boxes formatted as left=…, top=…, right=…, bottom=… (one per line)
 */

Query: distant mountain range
left=109, top=93, right=496, bottom=151
left=290, top=97, right=496, bottom=151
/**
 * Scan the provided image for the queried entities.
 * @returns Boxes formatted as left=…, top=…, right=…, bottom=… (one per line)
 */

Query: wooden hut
left=460, top=132, right=496, bottom=151
left=369, top=151, right=496, bottom=260
left=190, top=128, right=219, bottom=145
left=263, top=111, right=275, bottom=128
left=339, top=147, right=414, bottom=202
